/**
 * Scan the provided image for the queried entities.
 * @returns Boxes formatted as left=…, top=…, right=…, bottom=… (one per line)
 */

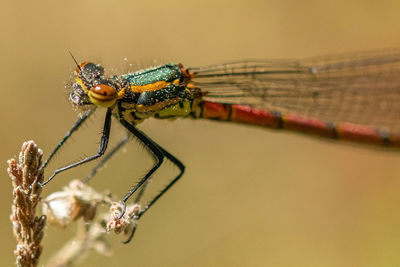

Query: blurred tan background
left=2, top=0, right=400, bottom=266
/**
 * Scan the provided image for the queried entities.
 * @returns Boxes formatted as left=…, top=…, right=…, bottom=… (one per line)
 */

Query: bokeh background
left=2, top=0, right=400, bottom=266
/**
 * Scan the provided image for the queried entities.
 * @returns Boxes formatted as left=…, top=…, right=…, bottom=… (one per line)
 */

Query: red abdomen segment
left=198, top=101, right=400, bottom=148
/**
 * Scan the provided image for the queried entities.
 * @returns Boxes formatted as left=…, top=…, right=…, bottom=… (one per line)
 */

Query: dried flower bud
left=42, top=180, right=112, bottom=227
left=106, top=202, right=140, bottom=235
left=42, top=191, right=80, bottom=227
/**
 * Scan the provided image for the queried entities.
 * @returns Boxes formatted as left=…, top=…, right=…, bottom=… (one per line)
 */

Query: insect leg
left=123, top=143, right=185, bottom=244
left=40, top=108, right=112, bottom=186
left=140, top=145, right=185, bottom=215
left=82, top=134, right=130, bottom=183
left=41, top=109, right=95, bottom=171
left=118, top=118, right=164, bottom=218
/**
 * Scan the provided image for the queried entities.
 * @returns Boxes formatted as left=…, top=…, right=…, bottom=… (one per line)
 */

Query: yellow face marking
left=117, top=88, right=126, bottom=99
left=76, top=77, right=89, bottom=92
left=130, top=81, right=171, bottom=93
left=173, top=79, right=180, bottom=85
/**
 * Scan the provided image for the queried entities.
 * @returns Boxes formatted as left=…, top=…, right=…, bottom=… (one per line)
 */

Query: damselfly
left=40, top=49, right=400, bottom=243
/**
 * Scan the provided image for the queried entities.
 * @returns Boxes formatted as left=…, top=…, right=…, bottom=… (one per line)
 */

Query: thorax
left=114, top=63, right=201, bottom=124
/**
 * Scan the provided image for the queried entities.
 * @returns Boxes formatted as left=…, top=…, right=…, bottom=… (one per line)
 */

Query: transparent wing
left=191, top=49, right=400, bottom=133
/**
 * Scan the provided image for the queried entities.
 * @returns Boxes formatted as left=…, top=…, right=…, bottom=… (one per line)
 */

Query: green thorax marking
left=121, top=63, right=181, bottom=85
left=117, top=63, right=198, bottom=125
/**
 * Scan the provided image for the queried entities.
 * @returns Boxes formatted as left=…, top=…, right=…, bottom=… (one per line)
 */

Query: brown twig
left=8, top=141, right=46, bottom=267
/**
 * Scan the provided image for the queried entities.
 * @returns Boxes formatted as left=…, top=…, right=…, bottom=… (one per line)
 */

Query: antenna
left=68, top=50, right=81, bottom=71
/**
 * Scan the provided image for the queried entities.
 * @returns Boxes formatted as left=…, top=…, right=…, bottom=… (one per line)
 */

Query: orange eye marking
left=88, top=84, right=119, bottom=108
left=90, top=84, right=118, bottom=100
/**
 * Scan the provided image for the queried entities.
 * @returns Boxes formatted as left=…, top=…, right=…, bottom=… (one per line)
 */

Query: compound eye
left=92, top=84, right=117, bottom=97
left=88, top=84, right=118, bottom=107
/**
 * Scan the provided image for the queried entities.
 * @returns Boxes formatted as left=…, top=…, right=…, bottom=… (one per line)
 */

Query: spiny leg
left=82, top=134, right=130, bottom=184
left=123, top=143, right=185, bottom=244
left=40, top=108, right=112, bottom=186
left=41, top=109, right=95, bottom=171
left=134, top=180, right=149, bottom=204
left=140, top=145, right=185, bottom=215
left=118, top=118, right=164, bottom=218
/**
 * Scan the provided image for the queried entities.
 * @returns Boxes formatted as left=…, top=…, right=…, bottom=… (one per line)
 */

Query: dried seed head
left=106, top=202, right=141, bottom=235
left=42, top=180, right=112, bottom=227
left=8, top=141, right=45, bottom=267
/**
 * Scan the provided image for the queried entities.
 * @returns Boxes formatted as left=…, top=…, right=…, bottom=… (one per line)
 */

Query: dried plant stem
left=8, top=141, right=139, bottom=267
left=43, top=180, right=115, bottom=267
left=46, top=218, right=112, bottom=267
left=8, top=141, right=46, bottom=267
left=41, top=182, right=140, bottom=266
